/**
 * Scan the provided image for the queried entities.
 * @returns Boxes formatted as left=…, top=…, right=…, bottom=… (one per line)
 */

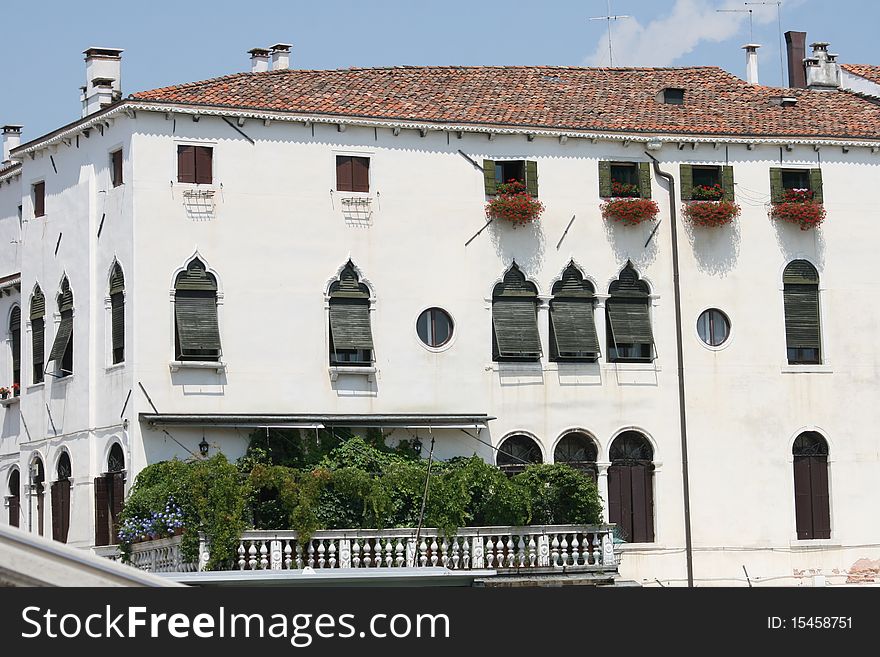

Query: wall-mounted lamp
left=412, top=437, right=422, bottom=455
left=199, top=437, right=209, bottom=457
left=646, top=140, right=663, bottom=150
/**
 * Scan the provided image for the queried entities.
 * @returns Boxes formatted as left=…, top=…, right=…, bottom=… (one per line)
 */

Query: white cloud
left=584, top=0, right=804, bottom=67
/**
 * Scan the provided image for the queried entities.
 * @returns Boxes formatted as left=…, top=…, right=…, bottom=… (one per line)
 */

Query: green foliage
left=513, top=463, right=602, bottom=525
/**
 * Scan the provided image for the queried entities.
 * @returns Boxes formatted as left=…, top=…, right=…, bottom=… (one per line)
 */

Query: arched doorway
left=793, top=432, right=830, bottom=540
left=94, top=443, right=125, bottom=546
left=51, top=452, right=72, bottom=543
left=608, top=431, right=654, bottom=543
left=7, top=469, right=20, bottom=528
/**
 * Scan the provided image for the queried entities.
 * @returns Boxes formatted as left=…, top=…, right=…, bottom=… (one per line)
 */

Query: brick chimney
left=805, top=42, right=840, bottom=91
left=784, top=31, right=807, bottom=88
left=249, top=48, right=270, bottom=73
left=2, top=125, right=22, bottom=164
left=270, top=43, right=292, bottom=70
left=742, top=44, right=760, bottom=85
left=82, top=47, right=123, bottom=117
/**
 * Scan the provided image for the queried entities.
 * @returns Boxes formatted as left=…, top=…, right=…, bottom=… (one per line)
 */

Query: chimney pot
left=270, top=43, right=292, bottom=71
left=2, top=125, right=23, bottom=163
left=249, top=47, right=270, bottom=73
left=805, top=40, right=840, bottom=91
left=742, top=44, right=760, bottom=85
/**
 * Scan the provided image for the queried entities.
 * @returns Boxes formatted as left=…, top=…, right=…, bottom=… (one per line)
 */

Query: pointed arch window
left=550, top=264, right=599, bottom=361
left=328, top=262, right=374, bottom=365
left=10, top=306, right=21, bottom=393
left=7, top=469, right=20, bottom=528
left=48, top=278, right=74, bottom=377
left=608, top=431, right=654, bottom=543
left=783, top=260, right=821, bottom=365
left=606, top=263, right=654, bottom=362
left=496, top=434, right=543, bottom=476
left=31, top=286, right=45, bottom=384
left=174, top=259, right=221, bottom=361
left=110, top=263, right=125, bottom=364
left=492, top=264, right=541, bottom=362
left=51, top=453, right=71, bottom=543
left=793, top=432, right=830, bottom=540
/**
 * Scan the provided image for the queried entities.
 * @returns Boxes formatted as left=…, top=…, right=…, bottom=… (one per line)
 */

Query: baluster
left=526, top=535, right=536, bottom=567
left=571, top=534, right=581, bottom=566
left=560, top=534, right=569, bottom=566
left=430, top=538, right=439, bottom=566
left=259, top=541, right=269, bottom=570
left=317, top=540, right=326, bottom=568
left=352, top=539, right=362, bottom=568
left=440, top=538, right=449, bottom=567
left=505, top=535, right=515, bottom=568
left=295, top=542, right=304, bottom=569
left=485, top=536, right=496, bottom=568
left=451, top=538, right=460, bottom=570
left=284, top=540, right=293, bottom=569
left=516, top=535, right=526, bottom=567
left=384, top=537, right=393, bottom=567
left=463, top=538, right=473, bottom=569
left=363, top=539, right=372, bottom=568
left=307, top=541, right=315, bottom=568
left=395, top=539, right=405, bottom=567
left=246, top=541, right=256, bottom=570
left=419, top=539, right=428, bottom=567
left=550, top=534, right=560, bottom=567
left=328, top=540, right=337, bottom=568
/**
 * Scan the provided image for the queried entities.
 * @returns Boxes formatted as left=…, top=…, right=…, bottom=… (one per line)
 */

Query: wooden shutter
left=110, top=473, right=124, bottom=545
left=8, top=495, right=19, bottom=528
left=492, top=299, right=542, bottom=358
left=525, top=160, right=539, bottom=197
left=679, top=164, right=694, bottom=201
left=809, top=168, right=823, bottom=203
left=631, top=464, right=654, bottom=543
left=111, top=149, right=123, bottom=187
left=793, top=457, right=814, bottom=539
left=32, top=317, right=44, bottom=383
left=10, top=307, right=21, bottom=373
left=783, top=285, right=820, bottom=350
left=329, top=300, right=374, bottom=351
left=33, top=182, right=45, bottom=217
left=175, top=292, right=221, bottom=356
left=336, top=156, right=353, bottom=191
left=809, top=456, right=831, bottom=539
left=48, top=311, right=73, bottom=364
left=482, top=160, right=497, bottom=195
left=51, top=483, right=61, bottom=540
left=769, top=167, right=783, bottom=203
left=352, top=157, right=370, bottom=192
left=177, top=146, right=195, bottom=183
left=638, top=162, right=652, bottom=199
left=195, top=146, right=213, bottom=184
left=618, top=466, right=633, bottom=542
left=607, top=298, right=654, bottom=345
left=550, top=299, right=600, bottom=357
left=598, top=161, right=612, bottom=197
left=722, top=165, right=735, bottom=201
left=51, top=480, right=70, bottom=543
left=111, top=293, right=124, bottom=362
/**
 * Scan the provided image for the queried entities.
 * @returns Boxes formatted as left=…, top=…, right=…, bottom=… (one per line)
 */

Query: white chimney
left=805, top=42, right=840, bottom=91
left=742, top=44, right=760, bottom=85
left=83, top=47, right=123, bottom=117
left=270, top=43, right=292, bottom=71
left=249, top=48, right=270, bottom=73
left=2, top=125, right=22, bottom=163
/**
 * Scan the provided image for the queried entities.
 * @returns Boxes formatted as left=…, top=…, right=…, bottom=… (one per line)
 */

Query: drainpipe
left=644, top=151, right=694, bottom=588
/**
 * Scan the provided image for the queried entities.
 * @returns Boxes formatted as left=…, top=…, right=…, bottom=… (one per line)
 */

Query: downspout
left=644, top=151, right=694, bottom=588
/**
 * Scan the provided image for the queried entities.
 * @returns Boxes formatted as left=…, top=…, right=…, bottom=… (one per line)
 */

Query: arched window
left=95, top=443, right=125, bottom=546
left=492, top=264, right=541, bottom=362
left=30, top=286, right=45, bottom=384
left=328, top=262, right=374, bottom=365
left=607, top=263, right=654, bottom=362
left=52, top=453, right=71, bottom=543
left=110, top=262, right=125, bottom=364
left=554, top=432, right=598, bottom=480
left=549, top=264, right=599, bottom=361
left=793, top=432, right=830, bottom=540
left=31, top=457, right=45, bottom=537
left=783, top=261, right=821, bottom=365
left=48, top=278, right=74, bottom=377
left=7, top=469, right=20, bottom=528
left=9, top=306, right=20, bottom=394
left=608, top=431, right=654, bottom=543
left=496, top=434, right=543, bottom=476
left=174, top=259, right=221, bottom=362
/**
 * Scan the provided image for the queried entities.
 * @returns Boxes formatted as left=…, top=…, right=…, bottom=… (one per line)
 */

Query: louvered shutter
left=11, top=306, right=21, bottom=374
left=722, top=165, right=735, bottom=201
left=110, top=473, right=125, bottom=545
left=33, top=182, right=45, bottom=217
left=30, top=292, right=45, bottom=320
left=8, top=495, right=19, bottom=528
left=809, top=456, right=831, bottom=539
left=329, top=300, right=374, bottom=351
left=51, top=480, right=70, bottom=543
left=51, top=483, right=61, bottom=541
left=48, top=311, right=73, bottom=364
left=607, top=298, right=654, bottom=345
left=679, top=164, right=694, bottom=200
left=94, top=476, right=109, bottom=546
left=194, top=146, right=213, bottom=184
left=550, top=299, right=600, bottom=357
left=598, top=161, right=612, bottom=197
left=769, top=167, right=783, bottom=203
left=492, top=298, right=542, bottom=358
left=111, top=293, right=124, bottom=362
left=793, top=457, right=814, bottom=540
left=783, top=285, right=820, bottom=350
left=638, top=162, right=652, bottom=199
left=809, top=168, right=823, bottom=203
left=525, top=160, right=539, bottom=197
left=483, top=160, right=496, bottom=195
left=32, top=317, right=44, bottom=383
left=177, top=146, right=195, bottom=183
left=175, top=292, right=221, bottom=356
left=352, top=157, right=370, bottom=192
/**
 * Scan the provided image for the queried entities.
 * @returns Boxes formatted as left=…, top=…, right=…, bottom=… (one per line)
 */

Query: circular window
left=696, top=309, right=730, bottom=347
left=416, top=308, right=453, bottom=348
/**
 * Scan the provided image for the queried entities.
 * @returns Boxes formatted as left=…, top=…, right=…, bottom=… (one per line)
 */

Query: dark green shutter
left=606, top=298, right=654, bottom=346
left=598, top=161, right=612, bottom=197
left=638, top=162, right=652, bottom=199
left=109, top=265, right=124, bottom=295
left=175, top=293, right=221, bottom=355
left=10, top=307, right=21, bottom=371
left=111, top=293, right=124, bottom=358
left=550, top=299, right=599, bottom=357
left=722, top=165, right=735, bottom=201
left=175, top=262, right=216, bottom=291
left=32, top=317, right=44, bottom=381
left=525, top=160, right=539, bottom=197
left=329, top=299, right=374, bottom=351
left=48, top=311, right=73, bottom=363
left=784, top=286, right=820, bottom=350
left=770, top=168, right=783, bottom=203
left=679, top=164, right=693, bottom=201
left=483, top=159, right=496, bottom=195
left=809, top=168, right=823, bottom=203
left=783, top=260, right=819, bottom=285
left=30, top=291, right=45, bottom=320
left=492, top=298, right=542, bottom=358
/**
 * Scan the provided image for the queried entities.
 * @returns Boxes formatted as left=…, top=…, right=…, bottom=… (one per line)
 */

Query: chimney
left=805, top=42, right=840, bottom=91
left=249, top=48, right=270, bottom=73
left=785, top=31, right=807, bottom=88
left=2, top=125, right=22, bottom=163
left=83, top=47, right=123, bottom=117
left=742, top=44, right=760, bottom=85
left=270, top=43, right=292, bottom=71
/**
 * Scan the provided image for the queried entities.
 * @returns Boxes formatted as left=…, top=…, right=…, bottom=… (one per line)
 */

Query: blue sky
left=4, top=0, right=878, bottom=141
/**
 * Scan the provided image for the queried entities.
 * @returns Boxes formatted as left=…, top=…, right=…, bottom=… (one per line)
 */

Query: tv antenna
left=716, top=8, right=754, bottom=42
left=745, top=1, right=784, bottom=86
left=589, top=0, right=631, bottom=67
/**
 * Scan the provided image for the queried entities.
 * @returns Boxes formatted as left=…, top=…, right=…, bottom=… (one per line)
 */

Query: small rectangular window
left=110, top=149, right=123, bottom=187
left=692, top=166, right=721, bottom=188
left=177, top=145, right=213, bottom=184
left=494, top=160, right=525, bottom=187
left=336, top=155, right=370, bottom=192
left=33, top=182, right=45, bottom=217
left=782, top=169, right=810, bottom=190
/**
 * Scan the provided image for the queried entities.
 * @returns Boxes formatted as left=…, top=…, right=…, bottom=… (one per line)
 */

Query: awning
left=139, top=413, right=494, bottom=429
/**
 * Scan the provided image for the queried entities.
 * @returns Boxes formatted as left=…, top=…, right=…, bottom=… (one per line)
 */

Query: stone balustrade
left=94, top=535, right=197, bottom=573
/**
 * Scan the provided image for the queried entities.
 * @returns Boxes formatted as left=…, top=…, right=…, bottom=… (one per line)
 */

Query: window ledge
left=105, top=363, right=125, bottom=373
left=485, top=362, right=544, bottom=374
left=27, top=382, right=45, bottom=391
left=0, top=396, right=20, bottom=407
left=781, top=364, right=832, bottom=374
left=789, top=539, right=841, bottom=549
left=329, top=365, right=376, bottom=382
left=615, top=543, right=663, bottom=552
left=602, top=362, right=661, bottom=372
left=169, top=360, right=226, bottom=373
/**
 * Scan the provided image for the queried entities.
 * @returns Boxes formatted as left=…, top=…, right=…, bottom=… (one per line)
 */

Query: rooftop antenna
left=716, top=8, right=754, bottom=42
left=745, top=1, right=784, bottom=86
left=589, top=0, right=631, bottom=67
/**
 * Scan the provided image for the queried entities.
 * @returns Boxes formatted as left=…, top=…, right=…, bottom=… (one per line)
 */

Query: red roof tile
left=131, top=66, right=880, bottom=140
left=841, top=63, right=880, bottom=86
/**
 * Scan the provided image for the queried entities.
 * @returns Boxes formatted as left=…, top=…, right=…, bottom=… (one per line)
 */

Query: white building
left=2, top=40, right=880, bottom=586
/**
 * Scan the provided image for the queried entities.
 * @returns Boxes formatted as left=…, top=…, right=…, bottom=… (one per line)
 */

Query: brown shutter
left=195, top=146, right=213, bottom=184
left=61, top=480, right=71, bottom=543
left=619, top=466, right=633, bottom=542
left=51, top=480, right=70, bottom=543
left=336, top=156, right=353, bottom=191
left=94, top=475, right=109, bottom=546
left=112, top=150, right=123, bottom=187
left=631, top=464, right=649, bottom=543
left=793, top=457, right=814, bottom=539
left=352, top=157, right=370, bottom=192
left=8, top=495, right=19, bottom=528
left=177, top=146, right=195, bottom=183
left=33, top=182, right=45, bottom=217
left=51, top=483, right=62, bottom=541
left=809, top=456, right=831, bottom=539
left=111, top=472, right=125, bottom=545
left=36, top=487, right=44, bottom=536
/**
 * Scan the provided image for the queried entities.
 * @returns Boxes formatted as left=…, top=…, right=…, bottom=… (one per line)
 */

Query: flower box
left=601, top=198, right=660, bottom=226
left=770, top=188, right=825, bottom=230
left=682, top=199, right=741, bottom=227
left=485, top=180, right=544, bottom=227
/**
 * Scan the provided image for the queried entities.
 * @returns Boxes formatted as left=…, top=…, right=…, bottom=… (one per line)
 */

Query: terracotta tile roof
left=130, top=66, right=880, bottom=140
left=841, top=63, right=880, bottom=85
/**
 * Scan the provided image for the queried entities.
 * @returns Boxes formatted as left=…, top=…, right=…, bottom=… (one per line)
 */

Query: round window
left=416, top=308, right=453, bottom=348
left=696, top=309, right=730, bottom=347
